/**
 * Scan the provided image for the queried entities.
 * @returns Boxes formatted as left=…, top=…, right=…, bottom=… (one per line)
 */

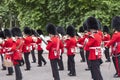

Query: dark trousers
left=8, top=67, right=13, bottom=74
left=38, top=50, right=46, bottom=66
left=112, top=56, right=117, bottom=74
left=85, top=51, right=91, bottom=69
left=80, top=48, right=85, bottom=61
left=104, top=48, right=110, bottom=61
left=50, top=59, right=60, bottom=80
left=1, top=54, right=6, bottom=70
left=68, top=55, right=76, bottom=75
left=19, top=58, right=24, bottom=66
left=112, top=55, right=120, bottom=76
left=14, top=64, right=22, bottom=80
left=31, top=49, right=36, bottom=62
left=57, top=54, right=64, bottom=70
left=90, top=59, right=103, bottom=80
left=24, top=52, right=31, bottom=70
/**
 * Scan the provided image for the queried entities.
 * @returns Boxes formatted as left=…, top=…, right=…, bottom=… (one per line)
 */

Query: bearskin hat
left=86, top=16, right=99, bottom=30
left=57, top=26, right=66, bottom=35
left=4, top=29, right=12, bottom=38
left=103, top=26, right=109, bottom=33
left=46, top=23, right=57, bottom=35
left=0, top=31, right=5, bottom=39
left=66, top=25, right=75, bottom=37
left=24, top=27, right=31, bottom=35
left=111, top=16, right=120, bottom=31
left=11, top=27, right=22, bottom=37
left=31, top=29, right=38, bottom=36
left=97, top=20, right=102, bottom=30
left=79, top=26, right=84, bottom=33
left=83, top=21, right=88, bottom=31
left=37, top=29, right=43, bottom=35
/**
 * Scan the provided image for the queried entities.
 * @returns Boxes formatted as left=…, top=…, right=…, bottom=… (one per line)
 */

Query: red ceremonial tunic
left=106, top=31, right=120, bottom=55
left=102, top=34, right=111, bottom=46
left=85, top=32, right=102, bottom=60
left=22, top=35, right=33, bottom=53
left=46, top=36, right=60, bottom=60
left=12, top=38, right=24, bottom=65
left=65, top=37, right=77, bottom=56
left=36, top=37, right=42, bottom=51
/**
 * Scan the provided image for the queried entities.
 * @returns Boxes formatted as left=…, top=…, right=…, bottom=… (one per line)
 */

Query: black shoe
left=32, top=61, right=36, bottom=63
left=1, top=68, right=6, bottom=70
left=37, top=65, right=42, bottom=67
left=25, top=69, right=30, bottom=71
left=114, top=74, right=120, bottom=78
left=85, top=68, right=90, bottom=71
left=68, top=73, right=76, bottom=76
left=59, top=68, right=64, bottom=71
left=105, top=60, right=111, bottom=62
left=6, top=73, right=13, bottom=76
left=80, top=60, right=85, bottom=62
left=44, top=62, right=47, bottom=65
left=113, top=73, right=118, bottom=77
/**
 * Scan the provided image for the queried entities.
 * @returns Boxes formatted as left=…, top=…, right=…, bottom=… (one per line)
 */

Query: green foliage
left=0, top=0, right=120, bottom=32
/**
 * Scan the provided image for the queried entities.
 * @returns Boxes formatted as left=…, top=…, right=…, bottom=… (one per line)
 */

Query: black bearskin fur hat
left=79, top=26, right=84, bottom=33
left=31, top=29, right=38, bottom=36
left=111, top=16, right=120, bottom=31
left=46, top=23, right=57, bottom=35
left=86, top=16, right=99, bottom=30
left=11, top=27, right=22, bottom=37
left=83, top=21, right=88, bottom=31
left=0, top=31, right=5, bottom=39
left=66, top=25, right=75, bottom=37
left=103, top=26, right=109, bottom=33
left=37, top=29, right=43, bottom=35
left=4, top=29, right=12, bottom=38
left=57, top=26, right=66, bottom=35
left=24, top=27, right=31, bottom=35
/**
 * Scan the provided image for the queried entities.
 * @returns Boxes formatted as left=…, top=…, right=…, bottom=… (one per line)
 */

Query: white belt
left=5, top=52, right=13, bottom=54
left=104, top=41, right=109, bottom=42
left=89, top=47, right=101, bottom=49
left=38, top=44, right=41, bottom=46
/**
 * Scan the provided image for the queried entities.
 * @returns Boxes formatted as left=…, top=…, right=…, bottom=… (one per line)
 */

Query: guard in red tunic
left=86, top=17, right=103, bottom=80
left=65, top=25, right=77, bottom=76
left=0, top=31, right=6, bottom=70
left=30, top=29, right=37, bottom=63
left=83, top=21, right=91, bottom=71
left=36, top=29, right=46, bottom=67
left=56, top=26, right=65, bottom=70
left=77, top=26, right=85, bottom=62
left=105, top=16, right=120, bottom=78
left=103, top=26, right=111, bottom=62
left=3, top=29, right=14, bottom=75
left=46, top=23, right=60, bottom=80
left=11, top=27, right=24, bottom=80
left=23, top=27, right=33, bottom=71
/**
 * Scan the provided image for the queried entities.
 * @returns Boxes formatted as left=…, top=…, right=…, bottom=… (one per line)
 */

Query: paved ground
left=0, top=52, right=120, bottom=80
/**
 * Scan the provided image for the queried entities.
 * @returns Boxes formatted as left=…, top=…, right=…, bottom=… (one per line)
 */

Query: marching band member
left=0, top=31, right=6, bottom=70
left=77, top=26, right=85, bottom=62
left=65, top=25, right=77, bottom=76
left=103, top=26, right=111, bottom=62
left=36, top=29, right=47, bottom=67
left=3, top=29, right=14, bottom=75
left=83, top=21, right=91, bottom=71
left=30, top=29, right=37, bottom=63
left=11, top=27, right=24, bottom=80
left=46, top=23, right=60, bottom=80
left=86, top=17, right=103, bottom=80
left=22, top=27, right=33, bottom=71
left=56, top=26, right=65, bottom=70
left=105, top=16, right=120, bottom=78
